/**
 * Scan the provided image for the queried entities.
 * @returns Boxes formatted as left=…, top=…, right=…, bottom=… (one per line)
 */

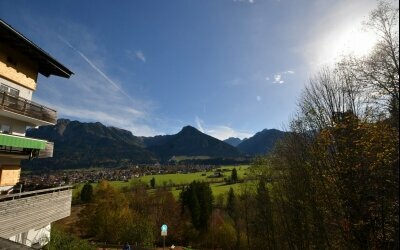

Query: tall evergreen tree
left=253, top=178, right=276, bottom=250
left=150, top=177, right=156, bottom=189
left=80, top=183, right=93, bottom=203
left=231, top=168, right=238, bottom=183
left=226, top=187, right=237, bottom=219
left=180, top=181, right=213, bottom=232
left=226, top=187, right=240, bottom=249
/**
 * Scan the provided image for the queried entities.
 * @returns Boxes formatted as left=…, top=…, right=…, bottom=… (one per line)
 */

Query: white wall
left=0, top=116, right=28, bottom=136
left=9, top=224, right=51, bottom=247
left=0, top=76, right=33, bottom=100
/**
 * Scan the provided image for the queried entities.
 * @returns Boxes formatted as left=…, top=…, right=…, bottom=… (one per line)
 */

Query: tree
left=45, top=226, right=95, bottom=250
left=180, top=181, right=213, bottom=232
left=212, top=220, right=237, bottom=250
left=259, top=2, right=400, bottom=247
left=150, top=177, right=156, bottom=189
left=238, top=182, right=256, bottom=249
left=339, top=0, right=399, bottom=128
left=80, top=183, right=93, bottom=203
left=312, top=114, right=399, bottom=249
left=226, top=187, right=240, bottom=249
left=231, top=168, right=238, bottom=183
left=226, top=188, right=237, bottom=219
left=150, top=189, right=185, bottom=245
left=79, top=180, right=158, bottom=246
left=252, top=178, right=276, bottom=250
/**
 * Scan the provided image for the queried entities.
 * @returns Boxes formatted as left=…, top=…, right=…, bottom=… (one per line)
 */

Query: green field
left=73, top=165, right=251, bottom=200
left=169, top=182, right=245, bottom=198
left=139, top=165, right=249, bottom=186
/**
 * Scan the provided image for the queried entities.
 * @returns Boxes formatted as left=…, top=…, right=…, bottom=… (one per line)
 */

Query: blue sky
left=0, top=0, right=379, bottom=139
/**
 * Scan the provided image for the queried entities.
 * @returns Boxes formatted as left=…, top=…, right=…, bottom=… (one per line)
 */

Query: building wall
left=0, top=116, right=29, bottom=135
left=0, top=165, right=20, bottom=187
left=0, top=43, right=38, bottom=91
left=0, top=157, right=21, bottom=189
left=9, top=224, right=51, bottom=247
left=0, top=76, right=33, bottom=100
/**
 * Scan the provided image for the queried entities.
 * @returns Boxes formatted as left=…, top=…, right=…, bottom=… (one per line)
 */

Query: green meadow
left=73, top=165, right=251, bottom=200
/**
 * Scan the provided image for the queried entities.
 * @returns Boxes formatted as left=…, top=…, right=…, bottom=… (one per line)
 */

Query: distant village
left=19, top=165, right=226, bottom=189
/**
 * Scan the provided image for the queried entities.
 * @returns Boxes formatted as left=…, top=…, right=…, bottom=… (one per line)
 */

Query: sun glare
left=336, top=26, right=378, bottom=57
left=313, top=23, right=379, bottom=69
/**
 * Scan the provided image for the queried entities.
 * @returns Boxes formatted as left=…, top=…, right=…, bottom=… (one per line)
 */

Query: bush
left=44, top=227, right=95, bottom=250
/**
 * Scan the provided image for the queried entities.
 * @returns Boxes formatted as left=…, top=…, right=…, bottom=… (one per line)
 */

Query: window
left=0, top=84, right=7, bottom=93
left=0, top=124, right=11, bottom=134
left=0, top=83, right=19, bottom=97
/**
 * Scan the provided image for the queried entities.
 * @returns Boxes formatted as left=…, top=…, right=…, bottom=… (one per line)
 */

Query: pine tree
left=150, top=177, right=156, bottom=189
left=231, top=168, right=238, bottom=183
left=180, top=181, right=213, bottom=232
left=80, top=183, right=93, bottom=203
left=254, top=178, right=276, bottom=250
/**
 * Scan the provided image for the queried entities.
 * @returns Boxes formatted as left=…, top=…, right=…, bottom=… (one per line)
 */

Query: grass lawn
left=169, top=182, right=246, bottom=199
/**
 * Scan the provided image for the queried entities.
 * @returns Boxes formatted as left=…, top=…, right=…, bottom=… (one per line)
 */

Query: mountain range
left=23, top=119, right=286, bottom=170
left=223, top=137, right=244, bottom=147
left=142, top=126, right=242, bottom=161
left=237, top=129, right=286, bottom=155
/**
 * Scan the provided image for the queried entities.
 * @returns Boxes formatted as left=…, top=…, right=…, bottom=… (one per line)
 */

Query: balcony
left=0, top=91, right=57, bottom=125
left=38, top=141, right=54, bottom=158
left=0, top=186, right=72, bottom=239
left=0, top=133, right=53, bottom=159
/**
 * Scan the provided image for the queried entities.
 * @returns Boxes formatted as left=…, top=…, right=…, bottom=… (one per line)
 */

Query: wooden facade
left=0, top=165, right=20, bottom=187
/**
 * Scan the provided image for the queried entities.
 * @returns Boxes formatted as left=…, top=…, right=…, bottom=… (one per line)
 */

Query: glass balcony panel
left=0, top=91, right=57, bottom=124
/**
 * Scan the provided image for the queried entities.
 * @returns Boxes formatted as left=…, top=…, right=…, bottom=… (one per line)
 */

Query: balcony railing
left=0, top=186, right=72, bottom=239
left=0, top=91, right=57, bottom=124
left=0, top=185, right=72, bottom=201
left=38, top=141, right=54, bottom=158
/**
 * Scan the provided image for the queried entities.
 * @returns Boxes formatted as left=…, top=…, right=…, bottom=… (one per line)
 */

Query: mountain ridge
left=24, top=120, right=244, bottom=169
left=23, top=119, right=286, bottom=170
left=144, top=125, right=242, bottom=161
left=224, top=137, right=244, bottom=147
left=236, top=128, right=286, bottom=155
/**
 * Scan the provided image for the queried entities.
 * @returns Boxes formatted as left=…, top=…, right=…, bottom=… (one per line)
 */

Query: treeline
left=73, top=178, right=285, bottom=249
left=177, top=157, right=251, bottom=166
left=250, top=1, right=399, bottom=249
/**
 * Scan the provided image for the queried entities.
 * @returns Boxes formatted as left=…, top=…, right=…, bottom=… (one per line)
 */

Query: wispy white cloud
left=233, top=0, right=255, bottom=3
left=195, top=116, right=205, bottom=133
left=194, top=116, right=252, bottom=140
left=273, top=74, right=284, bottom=84
left=125, top=49, right=146, bottom=63
left=29, top=24, right=160, bottom=136
left=207, top=126, right=252, bottom=140
left=265, top=70, right=295, bottom=84
left=58, top=36, right=137, bottom=104
left=135, top=50, right=146, bottom=63
left=35, top=98, right=157, bottom=136
left=256, top=96, right=262, bottom=101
